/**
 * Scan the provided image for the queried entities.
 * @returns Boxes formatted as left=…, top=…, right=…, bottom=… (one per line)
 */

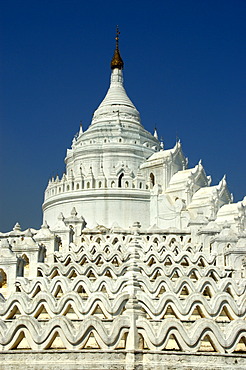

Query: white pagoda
left=0, top=29, right=246, bottom=369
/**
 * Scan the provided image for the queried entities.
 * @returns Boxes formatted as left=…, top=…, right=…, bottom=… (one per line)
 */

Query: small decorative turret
left=111, top=26, right=124, bottom=70
left=13, top=222, right=21, bottom=232
left=154, top=127, right=158, bottom=139
left=78, top=121, right=83, bottom=136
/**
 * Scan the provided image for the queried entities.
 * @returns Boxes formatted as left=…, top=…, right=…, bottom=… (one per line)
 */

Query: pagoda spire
left=111, top=26, right=124, bottom=70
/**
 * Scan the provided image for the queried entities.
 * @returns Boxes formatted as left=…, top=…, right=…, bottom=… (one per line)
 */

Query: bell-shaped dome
left=90, top=27, right=140, bottom=127
left=91, top=68, right=141, bottom=126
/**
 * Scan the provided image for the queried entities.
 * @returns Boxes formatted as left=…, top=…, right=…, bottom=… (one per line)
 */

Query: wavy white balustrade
left=0, top=231, right=245, bottom=354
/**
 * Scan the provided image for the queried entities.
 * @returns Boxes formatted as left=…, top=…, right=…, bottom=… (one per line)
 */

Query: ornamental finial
left=111, top=25, right=124, bottom=70
left=116, top=25, right=120, bottom=49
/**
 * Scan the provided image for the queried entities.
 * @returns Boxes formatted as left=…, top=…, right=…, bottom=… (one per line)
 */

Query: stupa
left=0, top=28, right=246, bottom=370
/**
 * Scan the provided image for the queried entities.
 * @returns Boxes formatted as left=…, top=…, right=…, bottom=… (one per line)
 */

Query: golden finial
left=115, top=25, right=120, bottom=49
left=111, top=25, right=124, bottom=70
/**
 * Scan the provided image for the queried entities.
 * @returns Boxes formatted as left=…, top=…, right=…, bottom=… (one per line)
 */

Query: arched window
left=150, top=173, right=155, bottom=187
left=98, top=181, right=102, bottom=188
left=111, top=181, right=115, bottom=188
left=125, top=181, right=129, bottom=188
left=22, top=254, right=30, bottom=278
left=0, top=269, right=7, bottom=289
left=69, top=225, right=74, bottom=244
left=118, top=173, right=124, bottom=188
left=139, top=182, right=142, bottom=189
left=76, top=184, right=79, bottom=190
left=87, top=182, right=90, bottom=189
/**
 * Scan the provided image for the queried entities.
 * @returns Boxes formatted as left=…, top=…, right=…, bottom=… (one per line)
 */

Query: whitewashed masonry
left=0, top=32, right=246, bottom=369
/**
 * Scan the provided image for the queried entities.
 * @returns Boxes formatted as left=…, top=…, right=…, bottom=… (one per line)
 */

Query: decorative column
left=150, top=184, right=162, bottom=227
left=225, top=233, right=246, bottom=278
left=123, top=222, right=146, bottom=369
left=0, top=239, right=24, bottom=297
left=12, top=229, right=40, bottom=278
left=64, top=207, right=87, bottom=245
left=34, top=221, right=56, bottom=264
left=50, top=213, right=71, bottom=254
left=211, top=223, right=238, bottom=269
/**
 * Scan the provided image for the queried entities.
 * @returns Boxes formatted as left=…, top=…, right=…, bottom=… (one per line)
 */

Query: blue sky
left=0, top=0, right=245, bottom=232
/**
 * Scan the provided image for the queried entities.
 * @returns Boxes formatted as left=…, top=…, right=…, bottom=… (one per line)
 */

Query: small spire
left=13, top=222, right=21, bottom=232
left=41, top=220, right=49, bottom=229
left=71, top=207, right=78, bottom=217
left=79, top=121, right=83, bottom=136
left=153, top=127, right=158, bottom=139
left=111, top=25, right=124, bottom=70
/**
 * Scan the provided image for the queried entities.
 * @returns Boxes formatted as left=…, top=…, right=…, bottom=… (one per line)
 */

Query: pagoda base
left=0, top=350, right=245, bottom=370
